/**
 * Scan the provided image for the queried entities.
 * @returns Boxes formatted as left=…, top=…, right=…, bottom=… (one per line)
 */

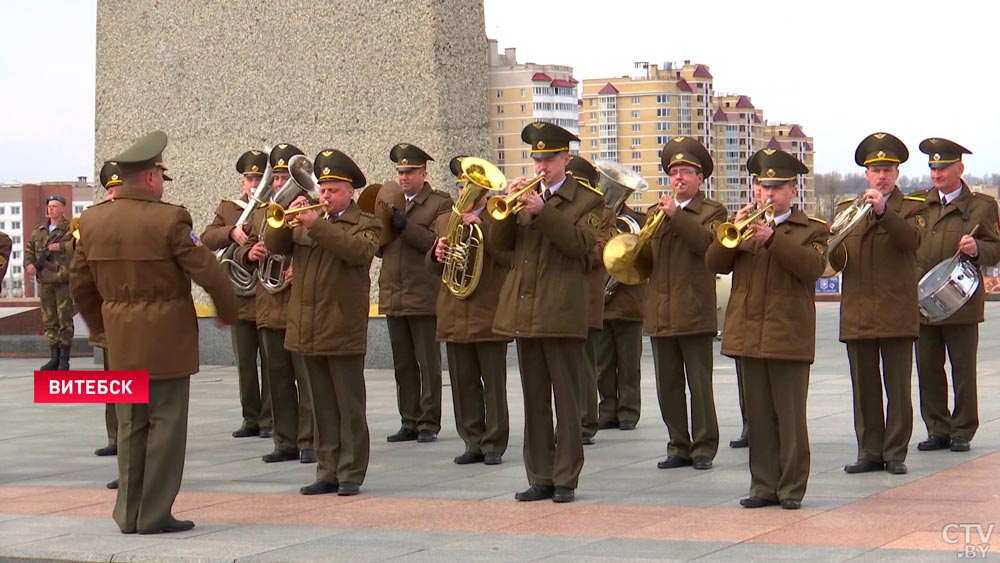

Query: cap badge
left=109, top=161, right=118, bottom=165
left=763, top=149, right=776, bottom=155
left=933, top=153, right=941, bottom=161
left=111, top=174, right=119, bottom=181
left=251, top=150, right=261, bottom=155
left=532, top=123, right=545, bottom=129
left=323, top=167, right=331, bottom=175
left=874, top=133, right=887, bottom=140
left=251, top=166, right=259, bottom=172
left=322, top=150, right=333, bottom=157
left=278, top=159, right=286, bottom=165
left=537, top=141, right=546, bottom=149
left=399, top=143, right=410, bottom=149
left=877, top=151, right=886, bottom=158
left=673, top=137, right=685, bottom=142
left=278, top=144, right=288, bottom=149
left=400, top=158, right=409, bottom=165
left=674, top=153, right=684, bottom=161
left=766, top=168, right=776, bottom=178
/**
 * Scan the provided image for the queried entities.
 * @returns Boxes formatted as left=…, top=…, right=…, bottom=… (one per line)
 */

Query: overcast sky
left=2, top=1, right=997, bottom=183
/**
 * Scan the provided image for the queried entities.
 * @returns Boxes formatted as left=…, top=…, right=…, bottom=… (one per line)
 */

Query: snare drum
left=917, top=255, right=980, bottom=322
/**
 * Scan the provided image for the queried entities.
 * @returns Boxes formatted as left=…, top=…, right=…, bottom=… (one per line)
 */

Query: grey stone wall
left=95, top=0, right=491, bottom=306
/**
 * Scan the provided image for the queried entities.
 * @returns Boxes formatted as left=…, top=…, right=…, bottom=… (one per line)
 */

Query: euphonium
left=593, top=159, right=649, bottom=294
left=217, top=162, right=275, bottom=297
left=822, top=193, right=871, bottom=278
left=259, top=154, right=320, bottom=294
left=441, top=157, right=507, bottom=299
left=715, top=201, right=775, bottom=249
left=485, top=172, right=545, bottom=221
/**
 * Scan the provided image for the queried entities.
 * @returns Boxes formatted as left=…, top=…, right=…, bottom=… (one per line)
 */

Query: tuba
left=593, top=159, right=649, bottom=295
left=441, top=157, right=507, bottom=299
left=217, top=162, right=274, bottom=296
left=259, top=155, right=320, bottom=294
left=822, top=194, right=871, bottom=278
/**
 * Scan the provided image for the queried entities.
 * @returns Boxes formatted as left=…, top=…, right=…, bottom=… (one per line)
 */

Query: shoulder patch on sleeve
left=811, top=241, right=826, bottom=255
left=709, top=219, right=723, bottom=233
left=914, top=214, right=927, bottom=228
left=189, top=229, right=203, bottom=246
left=587, top=212, right=601, bottom=230
left=808, top=216, right=829, bottom=225
left=362, top=229, right=378, bottom=242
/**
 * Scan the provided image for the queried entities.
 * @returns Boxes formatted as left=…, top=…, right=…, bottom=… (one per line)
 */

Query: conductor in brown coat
left=70, top=130, right=238, bottom=534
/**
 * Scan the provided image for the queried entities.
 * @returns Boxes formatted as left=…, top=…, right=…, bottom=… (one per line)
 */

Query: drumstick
left=952, top=224, right=981, bottom=260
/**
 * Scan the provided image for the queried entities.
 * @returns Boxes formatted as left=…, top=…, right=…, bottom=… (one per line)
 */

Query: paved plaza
left=1, top=302, right=999, bottom=562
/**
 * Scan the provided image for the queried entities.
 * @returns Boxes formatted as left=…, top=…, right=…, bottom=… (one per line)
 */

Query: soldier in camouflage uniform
left=24, top=194, right=75, bottom=370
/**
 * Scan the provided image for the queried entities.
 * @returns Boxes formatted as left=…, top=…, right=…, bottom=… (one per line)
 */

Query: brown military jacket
left=427, top=209, right=511, bottom=343
left=838, top=187, right=926, bottom=341
left=24, top=218, right=74, bottom=284
left=587, top=207, right=616, bottom=329
left=604, top=207, right=647, bottom=322
left=265, top=201, right=381, bottom=356
left=492, top=175, right=604, bottom=339
left=378, top=182, right=453, bottom=316
left=69, top=185, right=238, bottom=379
left=235, top=205, right=291, bottom=329
left=0, top=231, right=11, bottom=287
left=644, top=191, right=727, bottom=337
left=916, top=183, right=1000, bottom=326
left=707, top=208, right=828, bottom=363
left=201, top=196, right=257, bottom=322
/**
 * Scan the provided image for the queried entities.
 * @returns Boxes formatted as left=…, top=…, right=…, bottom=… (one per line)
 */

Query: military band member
left=597, top=203, right=647, bottom=431
left=0, top=230, right=11, bottom=290
left=264, top=149, right=380, bottom=496
left=839, top=133, right=926, bottom=475
left=707, top=148, right=827, bottom=510
left=201, top=150, right=272, bottom=439
left=914, top=138, right=1000, bottom=453
left=429, top=156, right=511, bottom=465
left=24, top=193, right=75, bottom=370
left=380, top=143, right=453, bottom=443
left=493, top=122, right=604, bottom=503
left=567, top=155, right=613, bottom=445
left=237, top=143, right=315, bottom=463
left=93, top=162, right=123, bottom=462
left=648, top=137, right=726, bottom=471
left=70, top=130, right=238, bottom=534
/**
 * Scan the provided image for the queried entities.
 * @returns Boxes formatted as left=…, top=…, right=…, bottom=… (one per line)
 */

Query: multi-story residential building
left=487, top=39, right=580, bottom=179
left=579, top=61, right=816, bottom=216
left=0, top=180, right=93, bottom=298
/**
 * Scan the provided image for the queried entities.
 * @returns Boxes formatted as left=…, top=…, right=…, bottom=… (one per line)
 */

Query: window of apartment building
left=631, top=111, right=640, bottom=119
left=520, top=104, right=526, bottom=112
left=633, top=193, right=643, bottom=201
left=657, top=122, right=669, bottom=131
left=632, top=165, right=642, bottom=174
left=591, top=140, right=598, bottom=147
left=12, top=236, right=20, bottom=244
left=656, top=94, right=669, bottom=103
left=519, top=88, right=525, bottom=97
left=656, top=136, right=667, bottom=145
left=521, top=166, right=529, bottom=176
left=11, top=265, right=21, bottom=274
left=522, top=151, right=529, bottom=159
left=11, top=221, right=19, bottom=229
left=0, top=207, right=5, bottom=215
left=632, top=96, right=640, bottom=104
left=658, top=178, right=670, bottom=187
left=632, top=151, right=642, bottom=160
left=11, top=251, right=19, bottom=260
left=631, top=138, right=641, bottom=146
left=497, top=105, right=504, bottom=114
left=590, top=126, right=597, bottom=134
left=11, top=206, right=19, bottom=214
left=631, top=124, right=641, bottom=132
left=496, top=90, right=503, bottom=98
left=656, top=108, right=670, bottom=117
left=497, top=137, right=504, bottom=146
left=74, top=205, right=85, bottom=215
left=497, top=121, right=503, bottom=129
left=0, top=222, right=5, bottom=229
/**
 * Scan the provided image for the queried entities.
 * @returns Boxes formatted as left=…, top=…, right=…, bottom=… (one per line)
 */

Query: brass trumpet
left=264, top=202, right=327, bottom=229
left=486, top=172, right=546, bottom=221
left=715, top=201, right=775, bottom=248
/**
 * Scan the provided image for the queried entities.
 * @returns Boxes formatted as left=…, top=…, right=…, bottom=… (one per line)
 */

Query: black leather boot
left=40, top=346, right=59, bottom=370
left=57, top=346, right=71, bottom=370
